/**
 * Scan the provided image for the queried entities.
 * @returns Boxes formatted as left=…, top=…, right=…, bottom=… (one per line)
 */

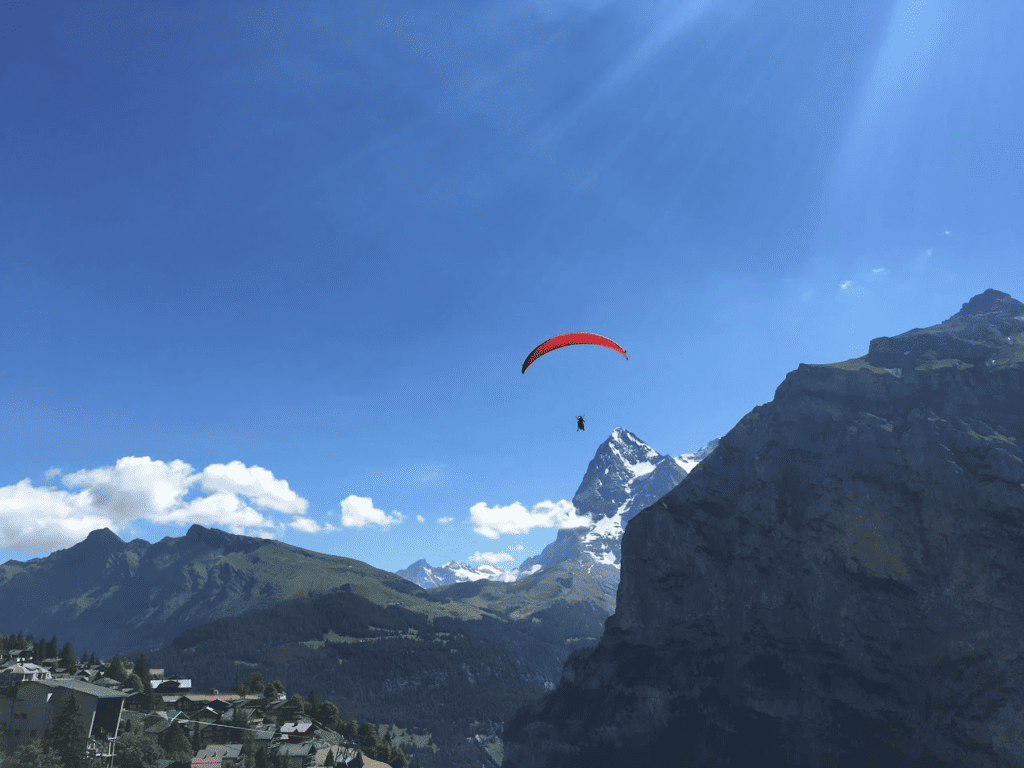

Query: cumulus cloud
left=416, top=514, right=425, bottom=523
left=0, top=456, right=314, bottom=553
left=199, top=461, right=308, bottom=515
left=339, top=495, right=403, bottom=528
left=470, top=499, right=591, bottom=539
left=438, top=516, right=454, bottom=524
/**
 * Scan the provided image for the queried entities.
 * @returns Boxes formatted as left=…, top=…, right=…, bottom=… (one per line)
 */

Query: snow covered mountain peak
left=396, top=430, right=719, bottom=593
left=395, top=557, right=541, bottom=589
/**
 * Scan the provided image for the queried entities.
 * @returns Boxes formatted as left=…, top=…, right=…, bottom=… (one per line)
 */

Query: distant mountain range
left=0, top=522, right=445, bottom=659
left=394, top=558, right=541, bottom=588
left=396, top=428, right=720, bottom=593
left=0, top=429, right=716, bottom=663
left=0, top=428, right=716, bottom=768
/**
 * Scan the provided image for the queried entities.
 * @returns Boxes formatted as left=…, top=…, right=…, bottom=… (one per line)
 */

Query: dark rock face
left=503, top=289, right=1024, bottom=768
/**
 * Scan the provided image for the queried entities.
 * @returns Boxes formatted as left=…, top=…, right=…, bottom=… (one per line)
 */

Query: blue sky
left=1, top=0, right=1022, bottom=576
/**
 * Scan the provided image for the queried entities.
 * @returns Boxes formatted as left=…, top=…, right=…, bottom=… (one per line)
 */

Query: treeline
left=0, top=630, right=94, bottom=670
left=3, top=587, right=608, bottom=768
left=129, top=590, right=608, bottom=768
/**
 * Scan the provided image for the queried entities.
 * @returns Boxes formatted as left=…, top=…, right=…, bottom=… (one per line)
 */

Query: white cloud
left=199, top=461, right=308, bottom=515
left=339, top=495, right=403, bottom=528
left=416, top=514, right=425, bottom=523
left=470, top=499, right=591, bottom=539
left=0, top=456, right=314, bottom=552
left=289, top=517, right=335, bottom=534
left=468, top=551, right=514, bottom=565
left=0, top=479, right=113, bottom=552
left=44, top=467, right=61, bottom=479
left=62, top=456, right=197, bottom=525
left=840, top=280, right=854, bottom=290
left=438, top=516, right=454, bottom=524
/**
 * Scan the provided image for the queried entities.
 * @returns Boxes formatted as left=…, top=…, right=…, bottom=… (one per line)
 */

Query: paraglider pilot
left=577, top=415, right=585, bottom=431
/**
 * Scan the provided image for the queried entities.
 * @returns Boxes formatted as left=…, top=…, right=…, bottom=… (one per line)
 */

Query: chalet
left=251, top=723, right=277, bottom=747
left=191, top=742, right=242, bottom=768
left=144, top=712, right=187, bottom=748
left=0, top=663, right=53, bottom=698
left=173, top=694, right=262, bottom=714
left=277, top=741, right=315, bottom=768
left=72, top=667, right=102, bottom=684
left=279, top=720, right=313, bottom=738
left=0, top=678, right=126, bottom=751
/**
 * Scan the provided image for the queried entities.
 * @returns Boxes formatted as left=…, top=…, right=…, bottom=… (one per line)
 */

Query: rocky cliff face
left=503, top=289, right=1024, bottom=768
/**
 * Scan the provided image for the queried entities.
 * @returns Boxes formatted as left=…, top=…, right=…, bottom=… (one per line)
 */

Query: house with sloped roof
left=1, top=678, right=127, bottom=752
left=277, top=741, right=315, bottom=768
left=192, top=742, right=242, bottom=768
left=0, top=663, right=52, bottom=689
left=279, top=720, right=314, bottom=737
left=312, top=727, right=341, bottom=745
left=174, top=693, right=261, bottom=714
left=145, top=711, right=187, bottom=748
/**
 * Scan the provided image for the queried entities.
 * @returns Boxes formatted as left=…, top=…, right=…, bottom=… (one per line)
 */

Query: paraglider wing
left=521, top=332, right=628, bottom=373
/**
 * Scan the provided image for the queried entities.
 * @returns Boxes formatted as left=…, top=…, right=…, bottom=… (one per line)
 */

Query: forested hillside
left=129, top=586, right=606, bottom=768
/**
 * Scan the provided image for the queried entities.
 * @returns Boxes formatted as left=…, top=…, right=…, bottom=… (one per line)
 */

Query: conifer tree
left=133, top=653, right=157, bottom=710
left=4, top=739, right=67, bottom=768
left=60, top=642, right=78, bottom=670
left=112, top=732, right=165, bottom=768
left=389, top=745, right=409, bottom=768
left=108, top=655, right=128, bottom=684
left=165, top=722, right=193, bottom=763
left=321, top=701, right=341, bottom=729
left=246, top=671, right=266, bottom=696
left=41, top=694, right=89, bottom=768
left=288, top=693, right=307, bottom=715
left=47, top=635, right=58, bottom=659
left=133, top=653, right=152, bottom=690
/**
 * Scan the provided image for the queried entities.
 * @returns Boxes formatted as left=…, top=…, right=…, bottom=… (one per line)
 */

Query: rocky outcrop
left=503, top=289, right=1024, bottom=767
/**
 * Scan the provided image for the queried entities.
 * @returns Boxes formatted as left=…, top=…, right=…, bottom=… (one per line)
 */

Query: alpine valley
left=0, top=429, right=717, bottom=768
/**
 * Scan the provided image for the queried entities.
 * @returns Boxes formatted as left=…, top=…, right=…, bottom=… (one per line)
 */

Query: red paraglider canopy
left=521, top=332, right=628, bottom=373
